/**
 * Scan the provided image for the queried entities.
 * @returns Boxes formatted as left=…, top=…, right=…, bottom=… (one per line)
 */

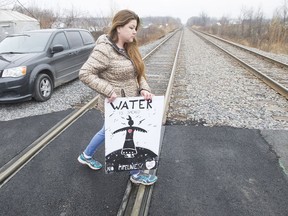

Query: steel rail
left=118, top=29, right=184, bottom=216
left=198, top=30, right=288, bottom=69
left=142, top=29, right=180, bottom=61
left=192, top=30, right=288, bottom=100
left=116, top=29, right=182, bottom=216
left=0, top=96, right=98, bottom=186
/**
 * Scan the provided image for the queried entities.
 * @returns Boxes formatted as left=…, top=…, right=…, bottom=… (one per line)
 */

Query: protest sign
left=104, top=96, right=164, bottom=173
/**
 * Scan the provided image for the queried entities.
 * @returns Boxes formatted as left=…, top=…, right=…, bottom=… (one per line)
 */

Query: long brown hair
left=108, top=9, right=146, bottom=83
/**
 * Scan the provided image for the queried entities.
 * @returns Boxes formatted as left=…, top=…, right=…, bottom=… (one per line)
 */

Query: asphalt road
left=0, top=109, right=128, bottom=215
left=0, top=109, right=288, bottom=215
left=0, top=109, right=73, bottom=167
left=150, top=125, right=288, bottom=216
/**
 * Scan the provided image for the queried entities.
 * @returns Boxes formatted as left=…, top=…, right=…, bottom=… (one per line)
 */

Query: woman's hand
left=107, top=92, right=117, bottom=103
left=140, top=89, right=154, bottom=101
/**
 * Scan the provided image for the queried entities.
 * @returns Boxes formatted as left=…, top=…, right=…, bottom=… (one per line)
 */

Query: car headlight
left=2, top=66, right=27, bottom=78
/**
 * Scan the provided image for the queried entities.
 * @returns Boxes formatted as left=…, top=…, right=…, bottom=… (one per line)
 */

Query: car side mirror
left=50, top=45, right=64, bottom=54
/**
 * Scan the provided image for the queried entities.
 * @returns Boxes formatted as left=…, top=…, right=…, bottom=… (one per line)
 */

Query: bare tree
left=254, top=7, right=264, bottom=35
left=199, top=11, right=209, bottom=27
left=62, top=6, right=81, bottom=28
left=13, top=5, right=59, bottom=28
left=0, top=0, right=15, bottom=8
left=238, top=6, right=254, bottom=38
left=39, top=9, right=59, bottom=28
left=280, top=0, right=288, bottom=23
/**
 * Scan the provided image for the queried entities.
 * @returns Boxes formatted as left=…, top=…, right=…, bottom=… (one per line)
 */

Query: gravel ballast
left=167, top=28, right=288, bottom=130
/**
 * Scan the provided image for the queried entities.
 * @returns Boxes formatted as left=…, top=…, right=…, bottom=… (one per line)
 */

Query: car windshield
left=0, top=32, right=52, bottom=53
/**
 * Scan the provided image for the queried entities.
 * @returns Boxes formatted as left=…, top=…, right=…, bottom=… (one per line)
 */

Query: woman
left=77, top=9, right=157, bottom=186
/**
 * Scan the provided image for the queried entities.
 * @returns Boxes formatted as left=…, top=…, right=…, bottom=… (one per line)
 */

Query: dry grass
left=261, top=42, right=288, bottom=54
left=137, top=28, right=166, bottom=46
left=201, top=23, right=288, bottom=55
left=222, top=37, right=288, bottom=55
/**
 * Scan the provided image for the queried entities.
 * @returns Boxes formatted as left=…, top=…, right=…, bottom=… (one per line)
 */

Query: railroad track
left=0, top=28, right=183, bottom=216
left=191, top=29, right=288, bottom=100
left=118, top=28, right=183, bottom=216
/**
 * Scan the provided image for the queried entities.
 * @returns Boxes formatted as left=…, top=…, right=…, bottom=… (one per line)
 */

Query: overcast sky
left=19, top=0, right=283, bottom=23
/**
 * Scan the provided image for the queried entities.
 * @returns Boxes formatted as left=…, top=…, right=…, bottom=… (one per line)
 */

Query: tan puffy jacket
left=79, top=34, right=151, bottom=114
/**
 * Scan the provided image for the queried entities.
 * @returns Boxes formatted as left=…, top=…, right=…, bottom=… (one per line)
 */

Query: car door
left=64, top=30, right=87, bottom=80
left=49, top=31, right=74, bottom=86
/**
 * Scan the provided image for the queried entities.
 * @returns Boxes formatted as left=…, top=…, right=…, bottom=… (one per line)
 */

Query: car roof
left=23, top=28, right=90, bottom=34
left=3, top=29, right=91, bottom=38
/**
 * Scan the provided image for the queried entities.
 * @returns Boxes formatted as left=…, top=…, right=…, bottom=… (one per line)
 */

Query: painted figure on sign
left=113, top=115, right=147, bottom=158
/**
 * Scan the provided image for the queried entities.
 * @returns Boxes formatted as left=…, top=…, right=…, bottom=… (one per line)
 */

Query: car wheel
left=33, top=74, right=53, bottom=102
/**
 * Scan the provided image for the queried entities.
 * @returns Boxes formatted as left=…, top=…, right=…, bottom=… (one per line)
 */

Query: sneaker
left=130, top=172, right=158, bottom=185
left=77, top=153, right=102, bottom=170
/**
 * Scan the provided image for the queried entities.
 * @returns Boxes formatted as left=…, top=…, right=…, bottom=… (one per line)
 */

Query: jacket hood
left=96, top=34, right=125, bottom=55
left=96, top=34, right=111, bottom=45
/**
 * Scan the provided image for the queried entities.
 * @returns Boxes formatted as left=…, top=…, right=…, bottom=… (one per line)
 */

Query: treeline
left=186, top=2, right=288, bottom=54
left=11, top=5, right=181, bottom=45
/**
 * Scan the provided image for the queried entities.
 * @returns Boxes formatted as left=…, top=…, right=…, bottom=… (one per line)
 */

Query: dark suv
left=0, top=28, right=95, bottom=102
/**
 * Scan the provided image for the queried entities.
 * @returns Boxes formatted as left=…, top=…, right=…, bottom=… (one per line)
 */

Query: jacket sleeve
left=79, top=43, right=114, bottom=97
left=138, top=75, right=151, bottom=93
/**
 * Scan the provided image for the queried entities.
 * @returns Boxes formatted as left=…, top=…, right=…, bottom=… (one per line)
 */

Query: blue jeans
left=84, top=125, right=105, bottom=157
left=83, top=124, right=139, bottom=175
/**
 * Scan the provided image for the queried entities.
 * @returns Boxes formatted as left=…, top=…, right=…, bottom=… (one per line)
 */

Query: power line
left=15, top=0, right=38, bottom=20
